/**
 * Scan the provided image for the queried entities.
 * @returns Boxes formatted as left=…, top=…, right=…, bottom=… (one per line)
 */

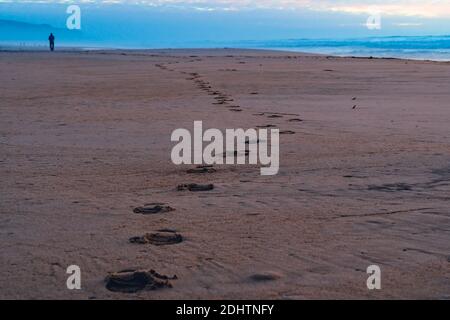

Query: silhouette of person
left=48, top=33, right=55, bottom=51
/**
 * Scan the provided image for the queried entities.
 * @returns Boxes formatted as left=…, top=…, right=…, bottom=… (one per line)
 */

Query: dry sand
left=0, top=49, right=449, bottom=299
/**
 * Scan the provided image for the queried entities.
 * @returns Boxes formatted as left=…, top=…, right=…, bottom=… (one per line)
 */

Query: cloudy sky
left=2, top=0, right=450, bottom=16
left=1, top=0, right=449, bottom=46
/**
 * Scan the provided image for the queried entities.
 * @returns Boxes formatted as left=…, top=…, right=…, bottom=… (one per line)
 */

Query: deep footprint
left=187, top=165, right=216, bottom=174
left=249, top=271, right=282, bottom=282
left=133, top=203, right=175, bottom=214
left=105, top=269, right=176, bottom=293
left=129, top=231, right=183, bottom=246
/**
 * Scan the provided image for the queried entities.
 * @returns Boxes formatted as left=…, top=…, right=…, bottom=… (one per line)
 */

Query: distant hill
left=0, top=19, right=84, bottom=43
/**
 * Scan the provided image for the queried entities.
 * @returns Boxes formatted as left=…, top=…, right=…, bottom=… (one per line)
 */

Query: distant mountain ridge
left=0, top=19, right=84, bottom=42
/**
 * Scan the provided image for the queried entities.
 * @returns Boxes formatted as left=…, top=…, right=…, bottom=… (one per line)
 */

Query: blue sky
left=1, top=1, right=450, bottom=47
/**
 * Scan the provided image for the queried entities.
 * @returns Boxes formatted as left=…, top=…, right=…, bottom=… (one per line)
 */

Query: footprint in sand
left=288, top=118, right=303, bottom=122
left=215, top=97, right=234, bottom=102
left=177, top=183, right=215, bottom=192
left=157, top=228, right=178, bottom=233
left=256, top=124, right=277, bottom=128
left=133, top=203, right=175, bottom=214
left=368, top=183, right=412, bottom=192
left=105, top=269, right=176, bottom=293
left=280, top=130, right=295, bottom=135
left=129, top=231, right=183, bottom=246
left=249, top=271, right=282, bottom=282
left=226, top=105, right=242, bottom=110
left=229, top=108, right=243, bottom=112
left=267, top=114, right=283, bottom=118
left=187, top=165, right=216, bottom=174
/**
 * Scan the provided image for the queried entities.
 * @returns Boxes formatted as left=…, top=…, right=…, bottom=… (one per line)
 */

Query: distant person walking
left=48, top=33, right=55, bottom=51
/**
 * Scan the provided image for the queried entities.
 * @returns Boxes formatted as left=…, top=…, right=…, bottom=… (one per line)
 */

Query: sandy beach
left=0, top=49, right=449, bottom=299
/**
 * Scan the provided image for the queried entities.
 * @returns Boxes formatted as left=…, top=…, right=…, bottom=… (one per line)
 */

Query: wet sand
left=0, top=49, right=449, bottom=299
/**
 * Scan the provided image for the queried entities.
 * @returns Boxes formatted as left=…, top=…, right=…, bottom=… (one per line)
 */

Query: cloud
left=3, top=0, right=450, bottom=18
left=393, top=22, right=424, bottom=27
left=323, top=1, right=450, bottom=18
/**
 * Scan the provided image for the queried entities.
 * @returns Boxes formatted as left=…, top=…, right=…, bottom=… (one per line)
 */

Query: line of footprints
left=105, top=58, right=304, bottom=294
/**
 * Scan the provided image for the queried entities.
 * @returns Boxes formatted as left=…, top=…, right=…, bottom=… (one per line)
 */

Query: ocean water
left=230, top=36, right=450, bottom=61
left=2, top=35, right=450, bottom=61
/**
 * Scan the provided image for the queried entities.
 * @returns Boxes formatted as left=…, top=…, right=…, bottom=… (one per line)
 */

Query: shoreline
left=1, top=45, right=450, bottom=62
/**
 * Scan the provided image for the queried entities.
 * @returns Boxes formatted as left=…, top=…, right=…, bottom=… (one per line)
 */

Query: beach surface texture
left=1, top=49, right=449, bottom=299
